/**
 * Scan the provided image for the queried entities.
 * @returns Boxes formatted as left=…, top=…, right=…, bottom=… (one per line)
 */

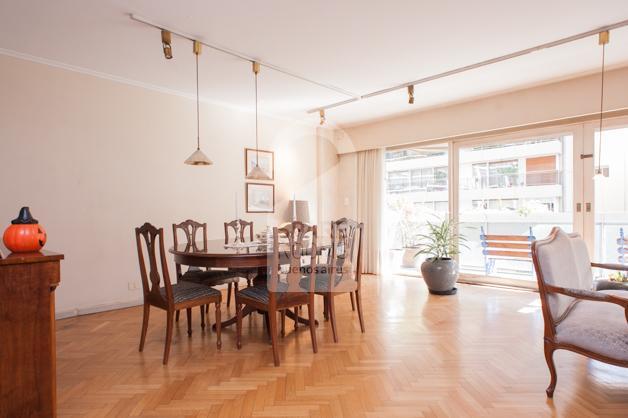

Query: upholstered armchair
left=531, top=228, right=628, bottom=398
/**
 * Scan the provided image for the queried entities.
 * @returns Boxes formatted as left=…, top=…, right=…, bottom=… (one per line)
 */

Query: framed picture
left=246, top=183, right=275, bottom=213
left=245, top=148, right=274, bottom=180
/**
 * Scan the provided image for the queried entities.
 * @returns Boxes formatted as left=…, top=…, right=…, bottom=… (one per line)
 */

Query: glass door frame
left=450, top=123, right=585, bottom=288
left=582, top=115, right=628, bottom=260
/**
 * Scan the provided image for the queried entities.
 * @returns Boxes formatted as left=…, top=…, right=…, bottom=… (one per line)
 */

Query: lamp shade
left=184, top=148, right=213, bottom=166
left=288, top=200, right=310, bottom=223
left=246, top=164, right=271, bottom=180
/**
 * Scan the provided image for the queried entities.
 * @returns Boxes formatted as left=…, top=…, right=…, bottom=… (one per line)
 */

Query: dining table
left=169, top=238, right=329, bottom=329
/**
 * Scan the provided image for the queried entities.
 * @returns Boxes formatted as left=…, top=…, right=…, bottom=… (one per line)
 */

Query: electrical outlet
left=128, top=282, right=139, bottom=291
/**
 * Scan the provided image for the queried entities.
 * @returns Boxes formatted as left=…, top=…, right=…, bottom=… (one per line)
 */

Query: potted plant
left=414, top=218, right=466, bottom=295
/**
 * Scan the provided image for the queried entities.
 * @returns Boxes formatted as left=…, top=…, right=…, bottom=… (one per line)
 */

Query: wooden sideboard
left=0, top=247, right=63, bottom=418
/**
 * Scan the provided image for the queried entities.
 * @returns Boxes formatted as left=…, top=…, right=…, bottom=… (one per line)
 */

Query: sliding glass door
left=590, top=122, right=628, bottom=277
left=383, top=144, right=449, bottom=274
left=455, top=133, right=575, bottom=287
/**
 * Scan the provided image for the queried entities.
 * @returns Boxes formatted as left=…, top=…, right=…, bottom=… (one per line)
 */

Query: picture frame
left=246, top=182, right=275, bottom=213
left=245, top=148, right=274, bottom=180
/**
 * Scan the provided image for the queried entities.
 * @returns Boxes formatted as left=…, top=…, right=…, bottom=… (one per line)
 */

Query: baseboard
left=55, top=298, right=143, bottom=320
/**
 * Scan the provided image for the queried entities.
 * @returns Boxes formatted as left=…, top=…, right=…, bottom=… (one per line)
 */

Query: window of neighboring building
left=526, top=155, right=558, bottom=186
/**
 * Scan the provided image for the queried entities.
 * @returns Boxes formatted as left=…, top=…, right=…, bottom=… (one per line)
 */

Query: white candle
left=292, top=193, right=297, bottom=221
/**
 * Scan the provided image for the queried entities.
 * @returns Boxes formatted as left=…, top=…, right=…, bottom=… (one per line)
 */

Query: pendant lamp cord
left=196, top=51, right=200, bottom=150
left=597, top=42, right=606, bottom=172
left=255, top=66, right=259, bottom=163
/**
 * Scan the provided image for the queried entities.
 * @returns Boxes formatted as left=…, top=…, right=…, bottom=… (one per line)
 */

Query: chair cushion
left=161, top=282, right=221, bottom=304
left=300, top=273, right=357, bottom=293
left=180, top=268, right=239, bottom=286
left=555, top=290, right=628, bottom=361
left=238, top=281, right=303, bottom=304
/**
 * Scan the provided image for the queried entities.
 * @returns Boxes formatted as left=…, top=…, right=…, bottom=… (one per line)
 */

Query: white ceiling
left=1, top=0, right=628, bottom=127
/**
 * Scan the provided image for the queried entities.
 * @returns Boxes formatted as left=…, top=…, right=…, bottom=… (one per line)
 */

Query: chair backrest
left=172, top=219, right=207, bottom=252
left=480, top=226, right=535, bottom=260
left=135, top=222, right=172, bottom=307
left=224, top=219, right=254, bottom=244
left=327, top=218, right=363, bottom=292
left=532, top=227, right=593, bottom=323
left=270, top=221, right=317, bottom=297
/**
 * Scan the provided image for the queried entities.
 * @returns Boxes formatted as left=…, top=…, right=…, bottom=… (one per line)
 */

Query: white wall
left=0, top=54, right=321, bottom=317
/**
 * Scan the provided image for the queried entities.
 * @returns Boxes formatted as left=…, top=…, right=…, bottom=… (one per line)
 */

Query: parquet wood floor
left=56, top=275, right=628, bottom=417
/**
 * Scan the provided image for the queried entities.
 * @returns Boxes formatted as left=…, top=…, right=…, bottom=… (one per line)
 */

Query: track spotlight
left=319, top=109, right=326, bottom=125
left=161, top=30, right=173, bottom=59
left=407, top=85, right=414, bottom=104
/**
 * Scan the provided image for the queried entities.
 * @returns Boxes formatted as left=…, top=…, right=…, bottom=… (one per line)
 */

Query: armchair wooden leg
left=163, top=310, right=174, bottom=365
left=268, top=308, right=280, bottom=366
left=350, top=292, right=356, bottom=311
left=544, top=341, right=558, bottom=398
left=236, top=301, right=243, bottom=350
left=139, top=303, right=150, bottom=352
left=215, top=302, right=222, bottom=349
left=227, top=283, right=233, bottom=307
left=355, top=290, right=365, bottom=333
left=200, top=305, right=206, bottom=330
left=328, top=295, right=338, bottom=343
left=308, top=301, right=318, bottom=354
left=186, top=308, right=192, bottom=337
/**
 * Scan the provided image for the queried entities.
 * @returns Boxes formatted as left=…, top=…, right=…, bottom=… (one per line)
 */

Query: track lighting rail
left=129, top=14, right=361, bottom=100
left=307, top=18, right=628, bottom=114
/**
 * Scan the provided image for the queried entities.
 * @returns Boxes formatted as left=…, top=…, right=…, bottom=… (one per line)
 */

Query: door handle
left=586, top=202, right=592, bottom=212
left=576, top=203, right=582, bottom=212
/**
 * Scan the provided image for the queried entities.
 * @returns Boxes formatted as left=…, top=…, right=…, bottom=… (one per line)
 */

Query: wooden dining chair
left=135, top=222, right=221, bottom=365
left=224, top=219, right=257, bottom=288
left=303, top=218, right=364, bottom=342
left=235, top=221, right=318, bottom=366
left=173, top=220, right=240, bottom=313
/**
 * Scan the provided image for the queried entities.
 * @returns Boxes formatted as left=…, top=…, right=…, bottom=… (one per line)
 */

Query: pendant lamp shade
left=246, top=61, right=271, bottom=180
left=185, top=148, right=212, bottom=165
left=185, top=40, right=212, bottom=166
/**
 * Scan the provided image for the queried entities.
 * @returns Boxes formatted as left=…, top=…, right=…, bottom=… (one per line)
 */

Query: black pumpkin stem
left=11, top=207, right=38, bottom=225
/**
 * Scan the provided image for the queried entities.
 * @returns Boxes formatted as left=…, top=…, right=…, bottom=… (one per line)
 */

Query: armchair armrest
left=591, top=262, right=628, bottom=272
left=545, top=284, right=628, bottom=322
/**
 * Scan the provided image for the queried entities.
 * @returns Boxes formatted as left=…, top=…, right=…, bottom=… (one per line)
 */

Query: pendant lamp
left=593, top=31, right=609, bottom=180
left=246, top=62, right=271, bottom=180
left=185, top=40, right=212, bottom=166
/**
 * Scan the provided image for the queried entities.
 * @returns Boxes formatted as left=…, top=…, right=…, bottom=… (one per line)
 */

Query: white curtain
left=356, top=148, right=383, bottom=274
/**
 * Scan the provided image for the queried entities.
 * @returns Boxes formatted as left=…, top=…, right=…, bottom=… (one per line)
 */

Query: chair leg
left=236, top=301, right=243, bottom=349
left=328, top=295, right=338, bottom=343
left=294, top=307, right=299, bottom=330
left=544, top=341, right=558, bottom=398
left=175, top=309, right=180, bottom=322
left=215, top=302, right=222, bottom=349
left=308, top=301, right=318, bottom=354
left=139, top=303, right=150, bottom=352
left=163, top=310, right=174, bottom=365
left=355, top=290, right=365, bottom=333
left=200, top=305, right=206, bottom=330
left=280, top=310, right=286, bottom=337
left=350, top=292, right=356, bottom=311
left=186, top=308, right=192, bottom=337
left=227, top=283, right=233, bottom=307
left=268, top=309, right=280, bottom=366
left=323, top=297, right=329, bottom=321
left=263, top=312, right=271, bottom=341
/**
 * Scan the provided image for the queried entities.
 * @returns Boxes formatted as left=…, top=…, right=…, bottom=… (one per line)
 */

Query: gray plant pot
left=420, top=258, right=459, bottom=295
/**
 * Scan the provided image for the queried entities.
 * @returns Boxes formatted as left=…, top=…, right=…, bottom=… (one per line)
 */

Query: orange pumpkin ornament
left=3, top=207, right=47, bottom=253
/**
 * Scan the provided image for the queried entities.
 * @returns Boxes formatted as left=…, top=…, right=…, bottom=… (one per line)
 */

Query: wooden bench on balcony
left=480, top=227, right=535, bottom=275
